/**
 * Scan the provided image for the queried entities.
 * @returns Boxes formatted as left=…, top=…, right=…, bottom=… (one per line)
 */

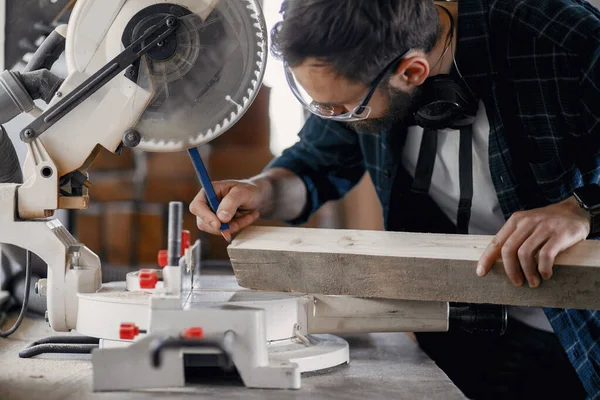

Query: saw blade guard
left=127, top=1, right=268, bottom=152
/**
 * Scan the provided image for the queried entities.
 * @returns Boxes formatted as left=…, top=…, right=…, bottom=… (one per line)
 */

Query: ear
left=388, top=54, right=430, bottom=90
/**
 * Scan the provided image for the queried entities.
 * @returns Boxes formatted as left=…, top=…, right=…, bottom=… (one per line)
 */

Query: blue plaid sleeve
left=578, top=1, right=600, bottom=139
left=544, top=308, right=600, bottom=399
left=266, top=115, right=365, bottom=224
left=542, top=9, right=600, bottom=397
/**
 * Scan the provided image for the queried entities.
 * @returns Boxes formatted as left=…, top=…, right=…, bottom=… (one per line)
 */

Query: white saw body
left=73, top=237, right=448, bottom=391
left=79, top=275, right=352, bottom=391
left=0, top=0, right=468, bottom=393
left=39, top=0, right=267, bottom=177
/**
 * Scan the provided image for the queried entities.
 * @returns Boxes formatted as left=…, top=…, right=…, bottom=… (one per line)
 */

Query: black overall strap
left=411, top=129, right=438, bottom=195
left=411, top=127, right=474, bottom=234
left=457, top=125, right=474, bottom=234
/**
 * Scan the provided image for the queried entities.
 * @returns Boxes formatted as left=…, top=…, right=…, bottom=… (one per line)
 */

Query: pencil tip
left=221, top=230, right=232, bottom=244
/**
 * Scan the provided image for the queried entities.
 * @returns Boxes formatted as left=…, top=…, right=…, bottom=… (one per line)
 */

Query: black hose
left=0, top=126, right=23, bottom=184
left=23, top=335, right=100, bottom=346
left=0, top=250, right=31, bottom=338
left=23, top=29, right=66, bottom=73
left=18, top=70, right=64, bottom=104
left=18, top=335, right=100, bottom=358
left=19, top=343, right=97, bottom=358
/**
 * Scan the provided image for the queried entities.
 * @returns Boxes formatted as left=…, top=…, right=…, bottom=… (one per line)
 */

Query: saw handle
left=23, top=26, right=67, bottom=73
left=149, top=336, right=234, bottom=371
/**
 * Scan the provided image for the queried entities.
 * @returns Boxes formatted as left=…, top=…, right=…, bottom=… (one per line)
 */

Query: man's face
left=290, top=59, right=419, bottom=134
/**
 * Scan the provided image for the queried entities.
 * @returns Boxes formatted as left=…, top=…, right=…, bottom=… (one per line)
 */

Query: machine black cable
left=0, top=250, right=31, bottom=338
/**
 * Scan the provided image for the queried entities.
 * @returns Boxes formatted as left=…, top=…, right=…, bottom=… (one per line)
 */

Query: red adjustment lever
left=157, top=250, right=168, bottom=268
left=120, top=323, right=140, bottom=340
left=183, top=327, right=204, bottom=340
left=157, top=230, right=192, bottom=268
left=139, top=269, right=158, bottom=289
left=182, top=230, right=191, bottom=252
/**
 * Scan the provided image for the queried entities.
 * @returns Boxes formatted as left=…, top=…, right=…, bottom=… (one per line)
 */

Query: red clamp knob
left=157, top=230, right=192, bottom=268
left=182, top=230, right=191, bottom=252
left=139, top=269, right=158, bottom=289
left=183, top=327, right=204, bottom=340
left=157, top=250, right=168, bottom=268
left=120, top=323, right=140, bottom=340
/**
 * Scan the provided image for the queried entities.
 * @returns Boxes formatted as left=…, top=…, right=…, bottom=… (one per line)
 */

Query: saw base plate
left=77, top=275, right=349, bottom=385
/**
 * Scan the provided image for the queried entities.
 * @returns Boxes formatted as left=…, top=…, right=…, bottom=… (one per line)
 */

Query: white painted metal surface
left=88, top=281, right=350, bottom=391
left=0, top=184, right=101, bottom=331
left=0, top=0, right=268, bottom=335
left=81, top=266, right=447, bottom=391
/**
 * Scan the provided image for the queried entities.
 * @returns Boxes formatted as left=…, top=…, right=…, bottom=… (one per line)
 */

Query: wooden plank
left=228, top=226, right=600, bottom=310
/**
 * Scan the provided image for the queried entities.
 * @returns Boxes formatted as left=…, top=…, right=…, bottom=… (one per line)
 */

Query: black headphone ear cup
left=413, top=75, right=478, bottom=129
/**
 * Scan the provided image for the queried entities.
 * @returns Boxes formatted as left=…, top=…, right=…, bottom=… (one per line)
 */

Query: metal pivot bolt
left=35, top=279, right=48, bottom=297
left=166, top=17, right=177, bottom=27
left=122, top=129, right=141, bottom=148
left=167, top=202, right=183, bottom=267
left=22, top=129, right=34, bottom=140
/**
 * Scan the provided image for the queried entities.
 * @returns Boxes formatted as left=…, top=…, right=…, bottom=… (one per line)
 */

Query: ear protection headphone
left=411, top=4, right=478, bottom=130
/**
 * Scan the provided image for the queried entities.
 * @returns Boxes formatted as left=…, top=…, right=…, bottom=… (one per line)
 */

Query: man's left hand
left=477, top=196, right=591, bottom=287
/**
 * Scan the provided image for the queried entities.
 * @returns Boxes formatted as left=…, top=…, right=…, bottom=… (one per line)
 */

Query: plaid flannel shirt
left=268, top=0, right=600, bottom=396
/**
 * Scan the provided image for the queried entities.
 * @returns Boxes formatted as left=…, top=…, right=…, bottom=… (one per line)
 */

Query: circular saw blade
left=130, top=0, right=267, bottom=152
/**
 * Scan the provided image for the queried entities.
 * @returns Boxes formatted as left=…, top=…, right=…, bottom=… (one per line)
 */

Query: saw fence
left=229, top=226, right=600, bottom=310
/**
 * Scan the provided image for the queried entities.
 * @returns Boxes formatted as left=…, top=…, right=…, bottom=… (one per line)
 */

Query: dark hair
left=271, top=0, right=441, bottom=84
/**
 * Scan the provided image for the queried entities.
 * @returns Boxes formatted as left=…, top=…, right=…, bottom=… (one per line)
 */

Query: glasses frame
left=284, top=48, right=412, bottom=122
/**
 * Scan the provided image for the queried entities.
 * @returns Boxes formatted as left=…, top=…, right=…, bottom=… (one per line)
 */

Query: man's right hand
left=189, top=168, right=308, bottom=238
left=189, top=180, right=262, bottom=236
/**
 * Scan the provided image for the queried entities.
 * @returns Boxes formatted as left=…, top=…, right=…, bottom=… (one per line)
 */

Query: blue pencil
left=188, top=147, right=232, bottom=243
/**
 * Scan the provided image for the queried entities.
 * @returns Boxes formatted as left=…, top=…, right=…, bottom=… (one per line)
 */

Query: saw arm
left=0, top=0, right=267, bottom=332
left=11, top=0, right=266, bottom=220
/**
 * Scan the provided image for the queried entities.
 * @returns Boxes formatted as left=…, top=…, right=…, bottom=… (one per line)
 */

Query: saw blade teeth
left=139, top=0, right=268, bottom=151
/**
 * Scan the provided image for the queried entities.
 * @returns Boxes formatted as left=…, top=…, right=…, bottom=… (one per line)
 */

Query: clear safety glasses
left=284, top=49, right=411, bottom=122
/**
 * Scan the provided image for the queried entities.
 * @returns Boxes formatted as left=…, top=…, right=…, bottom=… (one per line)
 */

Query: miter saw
left=0, top=0, right=507, bottom=392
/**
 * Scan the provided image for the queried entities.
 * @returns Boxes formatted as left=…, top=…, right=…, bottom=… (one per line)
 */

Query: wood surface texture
left=228, top=227, right=600, bottom=310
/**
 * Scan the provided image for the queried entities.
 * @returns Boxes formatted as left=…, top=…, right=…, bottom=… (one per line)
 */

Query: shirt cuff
left=265, top=157, right=317, bottom=225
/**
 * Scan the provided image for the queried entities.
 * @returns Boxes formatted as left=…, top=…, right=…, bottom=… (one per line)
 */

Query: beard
left=346, top=85, right=420, bottom=134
